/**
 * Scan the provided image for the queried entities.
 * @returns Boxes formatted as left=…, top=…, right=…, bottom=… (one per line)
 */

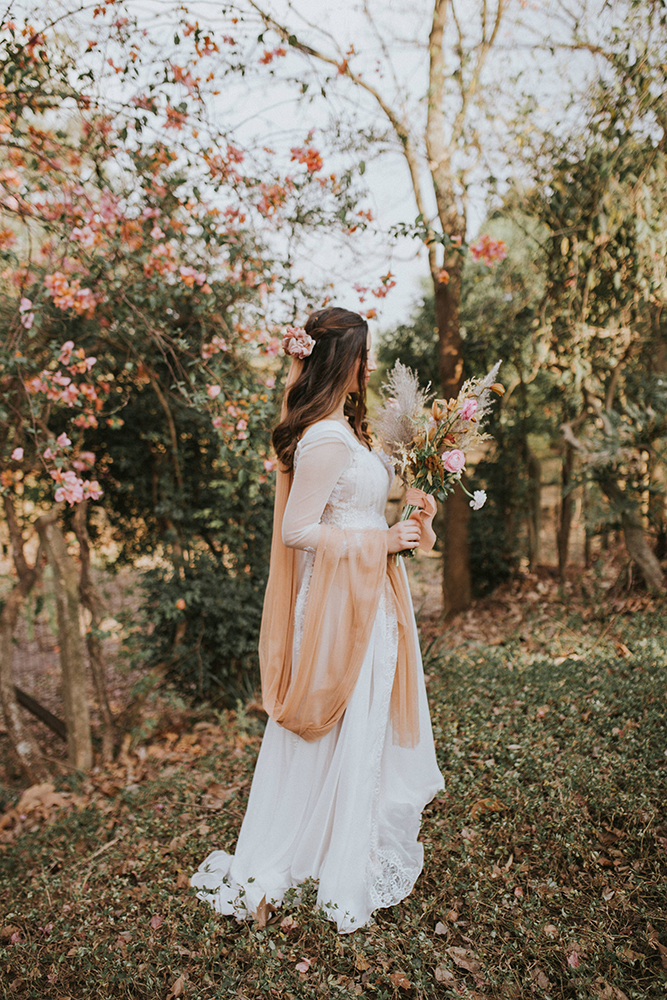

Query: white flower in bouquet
left=469, top=490, right=487, bottom=510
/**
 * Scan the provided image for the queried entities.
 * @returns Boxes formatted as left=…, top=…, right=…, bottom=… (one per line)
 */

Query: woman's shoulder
left=297, top=419, right=360, bottom=452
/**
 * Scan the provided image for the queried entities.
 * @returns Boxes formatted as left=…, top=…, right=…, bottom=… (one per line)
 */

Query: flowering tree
left=0, top=4, right=365, bottom=778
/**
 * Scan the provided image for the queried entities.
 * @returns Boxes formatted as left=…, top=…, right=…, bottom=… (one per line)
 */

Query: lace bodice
left=317, top=429, right=393, bottom=532
left=284, top=420, right=394, bottom=551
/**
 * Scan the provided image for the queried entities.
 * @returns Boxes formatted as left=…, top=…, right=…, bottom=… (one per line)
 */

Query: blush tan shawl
left=259, top=359, right=421, bottom=748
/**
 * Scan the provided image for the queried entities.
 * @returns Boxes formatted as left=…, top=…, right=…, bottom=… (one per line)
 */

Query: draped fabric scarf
left=259, top=359, right=421, bottom=748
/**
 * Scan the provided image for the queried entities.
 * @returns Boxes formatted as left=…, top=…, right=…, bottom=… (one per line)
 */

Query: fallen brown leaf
left=592, top=977, right=629, bottom=1000
left=389, top=971, right=411, bottom=990
left=470, top=797, right=505, bottom=820
left=253, top=895, right=275, bottom=929
left=530, top=967, right=551, bottom=989
left=647, top=923, right=667, bottom=970
left=446, top=946, right=483, bottom=976
left=167, top=973, right=186, bottom=998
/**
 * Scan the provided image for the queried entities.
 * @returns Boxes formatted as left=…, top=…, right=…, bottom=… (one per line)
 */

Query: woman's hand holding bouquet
left=376, top=361, right=505, bottom=560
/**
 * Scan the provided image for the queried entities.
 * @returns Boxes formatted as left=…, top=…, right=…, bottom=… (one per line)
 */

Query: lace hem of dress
left=368, top=848, right=421, bottom=909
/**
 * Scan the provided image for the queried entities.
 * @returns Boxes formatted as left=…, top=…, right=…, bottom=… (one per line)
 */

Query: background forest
left=0, top=1, right=665, bottom=998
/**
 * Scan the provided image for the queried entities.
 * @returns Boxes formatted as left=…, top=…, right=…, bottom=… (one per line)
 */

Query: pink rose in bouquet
left=441, top=449, right=466, bottom=473
left=459, top=398, right=478, bottom=420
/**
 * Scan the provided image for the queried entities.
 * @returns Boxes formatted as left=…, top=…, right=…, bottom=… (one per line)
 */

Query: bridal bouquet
left=376, top=361, right=504, bottom=554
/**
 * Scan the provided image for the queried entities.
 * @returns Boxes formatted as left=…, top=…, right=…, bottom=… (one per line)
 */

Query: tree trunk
left=557, top=442, right=575, bottom=582
left=0, top=497, right=49, bottom=782
left=600, top=478, right=665, bottom=591
left=35, top=511, right=93, bottom=771
left=433, top=258, right=471, bottom=614
left=526, top=448, right=542, bottom=571
left=434, top=257, right=464, bottom=396
left=620, top=512, right=664, bottom=591
left=73, top=501, right=115, bottom=763
left=442, top=483, right=472, bottom=617
left=0, top=583, right=50, bottom=782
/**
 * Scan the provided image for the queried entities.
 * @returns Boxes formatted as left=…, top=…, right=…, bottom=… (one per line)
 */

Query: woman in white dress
left=191, top=307, right=444, bottom=933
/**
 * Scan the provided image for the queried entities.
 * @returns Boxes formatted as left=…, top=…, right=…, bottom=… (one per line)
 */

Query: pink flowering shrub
left=469, top=235, right=507, bottom=267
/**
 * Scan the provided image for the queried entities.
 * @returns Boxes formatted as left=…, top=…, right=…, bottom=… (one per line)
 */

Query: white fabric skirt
left=191, top=566, right=445, bottom=933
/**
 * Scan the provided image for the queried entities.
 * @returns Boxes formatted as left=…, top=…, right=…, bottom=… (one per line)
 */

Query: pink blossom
left=20, top=311, right=34, bottom=329
left=265, top=376, right=276, bottom=389
left=295, top=958, right=311, bottom=973
left=71, top=226, right=96, bottom=247
left=207, top=384, right=221, bottom=399
left=83, top=479, right=102, bottom=500
left=79, top=383, right=98, bottom=403
left=459, top=398, right=478, bottom=420
left=59, top=384, right=80, bottom=406
left=236, top=419, right=247, bottom=431
left=73, top=413, right=98, bottom=428
left=212, top=416, right=224, bottom=430
left=441, top=449, right=466, bottom=473
left=202, top=336, right=227, bottom=360
left=0, top=167, right=21, bottom=188
left=59, top=340, right=75, bottom=364
left=52, top=469, right=85, bottom=505
left=263, top=336, right=281, bottom=357
left=179, top=265, right=208, bottom=288
left=11, top=447, right=23, bottom=460
left=19, top=297, right=32, bottom=312
left=150, top=225, right=165, bottom=239
left=567, top=951, right=580, bottom=968
left=263, top=458, right=277, bottom=473
left=469, top=235, right=507, bottom=267
left=43, top=447, right=55, bottom=460
left=56, top=432, right=72, bottom=448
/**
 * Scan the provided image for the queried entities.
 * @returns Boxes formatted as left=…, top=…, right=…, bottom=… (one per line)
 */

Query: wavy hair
left=272, top=307, right=371, bottom=471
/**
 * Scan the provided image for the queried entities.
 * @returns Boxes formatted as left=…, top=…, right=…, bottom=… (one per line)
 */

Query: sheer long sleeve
left=282, top=424, right=355, bottom=551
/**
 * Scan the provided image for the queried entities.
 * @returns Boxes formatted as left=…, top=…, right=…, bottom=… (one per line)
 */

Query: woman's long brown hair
left=272, top=307, right=372, bottom=471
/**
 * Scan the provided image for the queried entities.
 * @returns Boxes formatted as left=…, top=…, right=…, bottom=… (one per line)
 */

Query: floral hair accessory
left=282, top=325, right=315, bottom=359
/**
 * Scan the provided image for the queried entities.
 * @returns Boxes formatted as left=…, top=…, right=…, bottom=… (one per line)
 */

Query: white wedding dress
left=190, top=419, right=445, bottom=933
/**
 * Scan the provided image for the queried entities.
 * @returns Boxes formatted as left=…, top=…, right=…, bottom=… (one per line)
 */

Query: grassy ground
left=1, top=589, right=666, bottom=999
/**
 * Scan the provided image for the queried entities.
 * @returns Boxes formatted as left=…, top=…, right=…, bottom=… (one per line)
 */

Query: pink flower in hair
left=282, top=325, right=315, bottom=359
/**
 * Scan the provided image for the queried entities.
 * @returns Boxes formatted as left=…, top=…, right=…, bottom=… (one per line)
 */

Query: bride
left=191, top=307, right=444, bottom=933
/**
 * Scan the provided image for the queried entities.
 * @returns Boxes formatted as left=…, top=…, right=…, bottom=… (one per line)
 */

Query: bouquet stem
left=395, top=503, right=419, bottom=562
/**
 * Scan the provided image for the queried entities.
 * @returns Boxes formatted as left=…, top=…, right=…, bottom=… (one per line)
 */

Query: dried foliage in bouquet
left=376, top=361, right=505, bottom=557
